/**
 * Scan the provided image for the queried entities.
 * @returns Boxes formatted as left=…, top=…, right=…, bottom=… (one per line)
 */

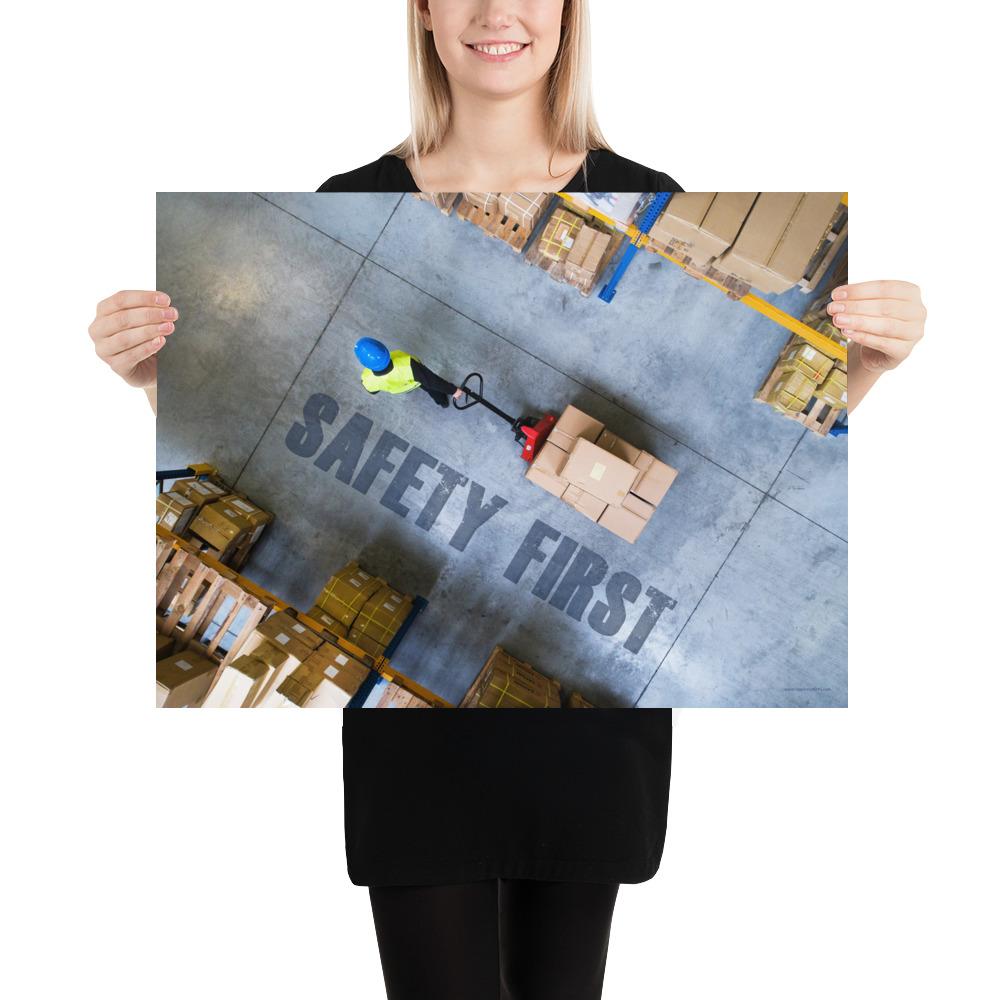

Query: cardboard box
left=777, top=342, right=835, bottom=383
left=525, top=440, right=570, bottom=498
left=768, top=192, right=842, bottom=284
left=562, top=484, right=608, bottom=522
left=562, top=438, right=639, bottom=507
left=465, top=646, right=561, bottom=708
left=548, top=404, right=604, bottom=452
left=188, top=501, right=253, bottom=555
left=598, top=504, right=649, bottom=544
left=714, top=193, right=801, bottom=292
left=596, top=429, right=642, bottom=466
left=156, top=491, right=197, bottom=536
left=348, top=585, right=412, bottom=658
left=200, top=654, right=270, bottom=708
left=499, top=193, right=549, bottom=230
left=768, top=369, right=816, bottom=412
left=255, top=610, right=323, bottom=658
left=303, top=604, right=350, bottom=639
left=693, top=192, right=757, bottom=263
left=536, top=208, right=585, bottom=262
left=816, top=367, right=848, bottom=409
left=565, top=225, right=612, bottom=281
left=463, top=192, right=499, bottom=212
left=315, top=562, right=385, bottom=628
left=622, top=493, right=656, bottom=520
left=715, top=193, right=840, bottom=293
left=630, top=453, right=678, bottom=507
left=156, top=651, right=218, bottom=707
left=567, top=691, right=595, bottom=708
left=219, top=494, right=273, bottom=547
left=272, top=643, right=371, bottom=708
left=156, top=631, right=175, bottom=661
left=354, top=676, right=432, bottom=708
left=171, top=478, right=229, bottom=512
left=647, top=192, right=715, bottom=246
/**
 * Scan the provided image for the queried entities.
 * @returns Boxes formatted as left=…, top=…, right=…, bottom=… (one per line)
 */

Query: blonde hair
left=387, top=0, right=611, bottom=178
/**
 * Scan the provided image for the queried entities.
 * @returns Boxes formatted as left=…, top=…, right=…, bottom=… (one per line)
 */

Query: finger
left=831, top=312, right=920, bottom=341
left=827, top=298, right=926, bottom=322
left=96, top=321, right=175, bottom=359
left=831, top=280, right=920, bottom=302
left=90, top=304, right=178, bottom=342
left=95, top=290, right=171, bottom=318
left=108, top=333, right=167, bottom=377
left=844, top=329, right=907, bottom=356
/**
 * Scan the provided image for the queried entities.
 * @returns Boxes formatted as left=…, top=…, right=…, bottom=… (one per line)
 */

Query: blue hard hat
left=354, top=337, right=391, bottom=371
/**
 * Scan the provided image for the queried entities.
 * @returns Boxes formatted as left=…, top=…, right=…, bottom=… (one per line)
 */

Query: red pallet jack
left=453, top=372, right=556, bottom=462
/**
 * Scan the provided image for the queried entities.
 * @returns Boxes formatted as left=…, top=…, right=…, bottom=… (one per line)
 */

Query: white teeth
left=473, top=42, right=524, bottom=55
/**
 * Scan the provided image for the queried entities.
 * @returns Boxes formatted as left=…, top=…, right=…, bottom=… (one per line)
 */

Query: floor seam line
left=631, top=427, right=812, bottom=706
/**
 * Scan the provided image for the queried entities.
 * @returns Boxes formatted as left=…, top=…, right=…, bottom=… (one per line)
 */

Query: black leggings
left=368, top=878, right=620, bottom=1000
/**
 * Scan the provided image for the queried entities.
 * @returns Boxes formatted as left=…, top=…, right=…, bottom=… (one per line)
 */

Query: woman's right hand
left=89, top=290, right=177, bottom=389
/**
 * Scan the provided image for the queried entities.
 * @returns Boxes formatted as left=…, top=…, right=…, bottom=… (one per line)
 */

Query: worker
left=354, top=337, right=464, bottom=409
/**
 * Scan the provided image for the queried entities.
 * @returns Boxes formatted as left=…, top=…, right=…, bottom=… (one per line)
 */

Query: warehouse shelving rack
left=555, top=192, right=849, bottom=364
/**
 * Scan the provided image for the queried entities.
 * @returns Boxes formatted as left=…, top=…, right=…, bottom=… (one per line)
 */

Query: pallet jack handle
left=453, top=372, right=519, bottom=428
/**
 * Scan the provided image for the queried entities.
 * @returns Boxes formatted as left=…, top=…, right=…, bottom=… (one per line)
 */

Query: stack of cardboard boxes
left=713, top=193, right=842, bottom=294
left=313, top=562, right=413, bottom=659
left=532, top=206, right=615, bottom=293
left=156, top=650, right=219, bottom=707
left=645, top=192, right=843, bottom=296
left=353, top=675, right=433, bottom=709
left=526, top=406, right=678, bottom=543
left=458, top=192, right=550, bottom=251
left=461, top=646, right=561, bottom=708
left=264, top=641, right=372, bottom=709
left=198, top=609, right=373, bottom=708
left=157, top=477, right=273, bottom=570
left=767, top=340, right=847, bottom=415
left=647, top=192, right=757, bottom=267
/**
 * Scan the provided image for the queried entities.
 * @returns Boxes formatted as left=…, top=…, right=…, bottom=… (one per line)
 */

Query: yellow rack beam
left=554, top=193, right=848, bottom=363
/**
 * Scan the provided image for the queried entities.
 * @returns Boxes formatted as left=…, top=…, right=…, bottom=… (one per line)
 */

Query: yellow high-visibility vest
left=360, top=351, right=421, bottom=394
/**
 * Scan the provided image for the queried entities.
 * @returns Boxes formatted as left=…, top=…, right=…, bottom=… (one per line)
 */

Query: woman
left=92, top=2, right=925, bottom=997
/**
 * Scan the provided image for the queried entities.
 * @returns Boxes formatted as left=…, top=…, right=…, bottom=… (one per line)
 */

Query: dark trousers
left=368, top=878, right=620, bottom=1000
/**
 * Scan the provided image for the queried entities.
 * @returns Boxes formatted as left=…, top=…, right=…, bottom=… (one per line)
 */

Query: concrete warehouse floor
left=156, top=193, right=847, bottom=707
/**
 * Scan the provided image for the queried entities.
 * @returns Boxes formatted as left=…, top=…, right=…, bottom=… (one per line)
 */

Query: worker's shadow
left=564, top=385, right=680, bottom=457
left=355, top=525, right=445, bottom=600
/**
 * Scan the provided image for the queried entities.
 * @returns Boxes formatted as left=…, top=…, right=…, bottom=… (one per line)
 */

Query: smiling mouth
left=466, top=41, right=529, bottom=56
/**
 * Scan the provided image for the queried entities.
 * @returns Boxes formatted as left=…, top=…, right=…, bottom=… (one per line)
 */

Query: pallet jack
left=453, top=372, right=555, bottom=463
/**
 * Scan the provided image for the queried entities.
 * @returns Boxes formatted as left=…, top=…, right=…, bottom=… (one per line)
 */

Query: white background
left=2, top=2, right=997, bottom=998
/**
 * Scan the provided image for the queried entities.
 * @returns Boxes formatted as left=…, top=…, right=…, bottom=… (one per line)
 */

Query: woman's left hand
left=827, top=280, right=926, bottom=371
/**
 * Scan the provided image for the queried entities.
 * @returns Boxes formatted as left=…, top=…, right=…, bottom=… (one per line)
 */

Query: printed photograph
left=155, top=191, right=848, bottom=708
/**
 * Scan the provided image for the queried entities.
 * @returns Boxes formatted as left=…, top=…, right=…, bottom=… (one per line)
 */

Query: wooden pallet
left=755, top=335, right=846, bottom=436
left=456, top=198, right=541, bottom=253
left=156, top=526, right=277, bottom=670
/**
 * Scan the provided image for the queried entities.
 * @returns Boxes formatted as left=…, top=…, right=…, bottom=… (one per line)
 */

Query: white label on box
left=291, top=622, right=306, bottom=633
left=389, top=594, right=401, bottom=603
left=358, top=571, right=370, bottom=580
left=803, top=346, right=816, bottom=360
left=590, top=462, right=606, bottom=481
left=383, top=602, right=396, bottom=611
left=231, top=499, right=254, bottom=512
left=204, top=482, right=225, bottom=494
left=841, top=391, right=847, bottom=402
left=175, top=659, right=193, bottom=671
left=162, top=511, right=178, bottom=528
left=561, top=233, right=575, bottom=248
left=275, top=633, right=290, bottom=645
left=349, top=578, right=361, bottom=588
left=191, top=481, right=211, bottom=494
left=166, top=491, right=187, bottom=503
left=335, top=654, right=349, bottom=666
left=324, top=665, right=340, bottom=679
left=223, top=508, right=237, bottom=518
